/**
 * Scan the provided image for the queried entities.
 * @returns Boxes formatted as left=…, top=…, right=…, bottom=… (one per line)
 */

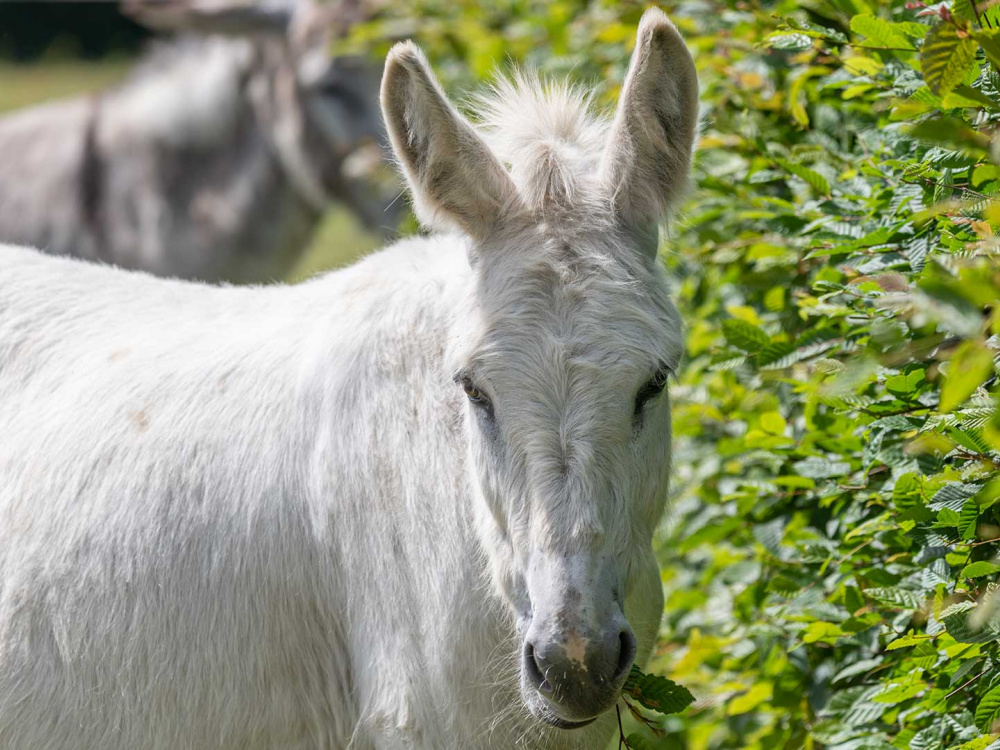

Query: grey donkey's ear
left=381, top=42, right=520, bottom=239
left=600, top=9, right=699, bottom=227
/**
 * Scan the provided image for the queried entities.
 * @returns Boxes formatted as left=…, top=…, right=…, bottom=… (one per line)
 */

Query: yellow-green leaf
left=962, top=561, right=1000, bottom=579
left=760, top=412, right=787, bottom=435
left=921, top=22, right=978, bottom=98
left=802, top=621, right=846, bottom=644
left=941, top=341, right=995, bottom=412
left=726, top=683, right=773, bottom=715
left=850, top=14, right=918, bottom=49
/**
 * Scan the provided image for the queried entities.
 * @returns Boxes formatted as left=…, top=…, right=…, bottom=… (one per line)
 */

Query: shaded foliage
left=347, top=1, right=1000, bottom=746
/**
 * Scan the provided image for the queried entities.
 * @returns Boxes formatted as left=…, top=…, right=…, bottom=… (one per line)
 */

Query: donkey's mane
left=474, top=72, right=609, bottom=215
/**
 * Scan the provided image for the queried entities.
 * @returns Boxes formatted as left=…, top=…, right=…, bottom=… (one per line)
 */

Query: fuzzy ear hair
left=600, top=9, right=699, bottom=227
left=380, top=42, right=520, bottom=239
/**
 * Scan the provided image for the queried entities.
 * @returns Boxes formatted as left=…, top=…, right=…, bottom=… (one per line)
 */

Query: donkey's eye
left=461, top=377, right=491, bottom=408
left=634, top=365, right=670, bottom=418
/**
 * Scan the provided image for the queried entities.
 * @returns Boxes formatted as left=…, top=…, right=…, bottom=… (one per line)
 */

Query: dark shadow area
left=0, top=2, right=150, bottom=61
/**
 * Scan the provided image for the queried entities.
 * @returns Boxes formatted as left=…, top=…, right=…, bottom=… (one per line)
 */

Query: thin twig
left=945, top=667, right=990, bottom=699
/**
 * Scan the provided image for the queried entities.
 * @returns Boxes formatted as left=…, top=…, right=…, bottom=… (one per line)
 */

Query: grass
left=0, top=58, right=381, bottom=277
left=0, top=59, right=132, bottom=114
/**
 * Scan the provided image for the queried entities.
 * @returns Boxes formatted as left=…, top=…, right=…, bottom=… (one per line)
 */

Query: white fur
left=0, top=10, right=696, bottom=748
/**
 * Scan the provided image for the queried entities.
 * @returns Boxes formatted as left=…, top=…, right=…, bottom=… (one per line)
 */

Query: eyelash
left=460, top=376, right=494, bottom=417
left=634, top=367, right=670, bottom=418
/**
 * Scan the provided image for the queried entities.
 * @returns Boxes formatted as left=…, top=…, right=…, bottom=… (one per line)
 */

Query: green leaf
left=774, top=157, right=831, bottom=195
left=910, top=116, right=991, bottom=155
left=940, top=341, right=995, bottom=412
left=959, top=500, right=981, bottom=541
left=885, top=369, right=925, bottom=397
left=793, top=456, right=852, bottom=479
left=624, top=733, right=658, bottom=750
left=961, top=561, right=1000, bottom=578
left=721, top=319, right=770, bottom=352
left=850, top=14, right=919, bottom=49
left=921, top=22, right=979, bottom=98
left=976, top=683, right=1000, bottom=732
left=973, top=27, right=1000, bottom=71
left=803, top=621, right=846, bottom=644
left=865, top=587, right=925, bottom=610
left=942, top=84, right=997, bottom=109
left=872, top=679, right=926, bottom=704
left=727, top=682, right=773, bottom=715
left=766, top=32, right=813, bottom=51
left=622, top=666, right=695, bottom=716
left=886, top=632, right=934, bottom=650
left=942, top=601, right=1000, bottom=643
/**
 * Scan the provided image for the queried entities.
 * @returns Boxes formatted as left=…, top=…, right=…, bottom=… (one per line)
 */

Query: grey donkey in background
left=0, top=0, right=400, bottom=284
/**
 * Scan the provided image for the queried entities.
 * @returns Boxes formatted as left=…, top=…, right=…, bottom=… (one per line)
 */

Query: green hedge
left=347, top=1, right=1000, bottom=747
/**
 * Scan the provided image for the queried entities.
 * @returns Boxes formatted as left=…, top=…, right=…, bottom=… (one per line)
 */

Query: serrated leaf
left=851, top=14, right=919, bottom=49
left=873, top=679, right=926, bottom=704
left=930, top=482, right=984, bottom=512
left=766, top=32, right=813, bottom=50
left=886, top=632, right=934, bottom=650
left=623, top=666, right=694, bottom=716
left=943, top=602, right=1000, bottom=643
left=962, top=561, right=1000, bottom=578
left=865, top=587, right=925, bottom=610
left=960, top=499, right=981, bottom=541
left=832, top=658, right=884, bottom=683
left=721, top=319, right=770, bottom=352
left=774, top=157, right=831, bottom=195
left=977, top=683, right=1000, bottom=732
left=793, top=456, right=852, bottom=479
left=921, top=22, right=978, bottom=97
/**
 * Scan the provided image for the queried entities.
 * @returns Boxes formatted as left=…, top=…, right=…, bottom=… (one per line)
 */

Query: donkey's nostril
left=614, top=627, right=637, bottom=682
left=524, top=641, right=550, bottom=692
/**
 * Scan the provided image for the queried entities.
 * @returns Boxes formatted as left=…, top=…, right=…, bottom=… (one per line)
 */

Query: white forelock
left=474, top=72, right=608, bottom=213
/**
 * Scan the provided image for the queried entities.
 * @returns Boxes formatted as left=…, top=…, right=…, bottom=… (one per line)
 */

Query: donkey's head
left=382, top=9, right=697, bottom=729
left=126, top=0, right=396, bottom=229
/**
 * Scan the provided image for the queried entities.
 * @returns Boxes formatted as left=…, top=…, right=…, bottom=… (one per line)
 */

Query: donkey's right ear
left=381, top=42, right=520, bottom=239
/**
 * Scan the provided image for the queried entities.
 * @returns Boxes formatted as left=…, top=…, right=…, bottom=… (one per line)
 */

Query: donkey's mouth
left=538, top=713, right=597, bottom=730
left=528, top=698, right=599, bottom=730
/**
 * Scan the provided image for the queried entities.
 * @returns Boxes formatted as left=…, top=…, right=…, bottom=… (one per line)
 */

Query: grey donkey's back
left=0, top=23, right=397, bottom=283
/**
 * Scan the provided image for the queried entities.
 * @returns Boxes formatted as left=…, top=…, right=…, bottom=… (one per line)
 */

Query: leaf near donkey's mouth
left=622, top=665, right=695, bottom=716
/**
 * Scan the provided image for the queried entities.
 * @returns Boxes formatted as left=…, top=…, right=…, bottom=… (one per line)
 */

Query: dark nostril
left=614, top=628, right=637, bottom=682
left=524, top=641, right=550, bottom=693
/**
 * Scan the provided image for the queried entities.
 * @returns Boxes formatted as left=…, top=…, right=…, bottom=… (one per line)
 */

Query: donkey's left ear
left=600, top=9, right=699, bottom=227
left=381, top=42, right=520, bottom=239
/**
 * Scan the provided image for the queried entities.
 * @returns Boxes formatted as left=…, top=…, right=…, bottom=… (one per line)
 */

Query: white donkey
left=0, top=9, right=697, bottom=749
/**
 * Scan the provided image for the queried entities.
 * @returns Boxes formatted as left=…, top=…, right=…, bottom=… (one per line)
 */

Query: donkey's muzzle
left=523, top=618, right=637, bottom=724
